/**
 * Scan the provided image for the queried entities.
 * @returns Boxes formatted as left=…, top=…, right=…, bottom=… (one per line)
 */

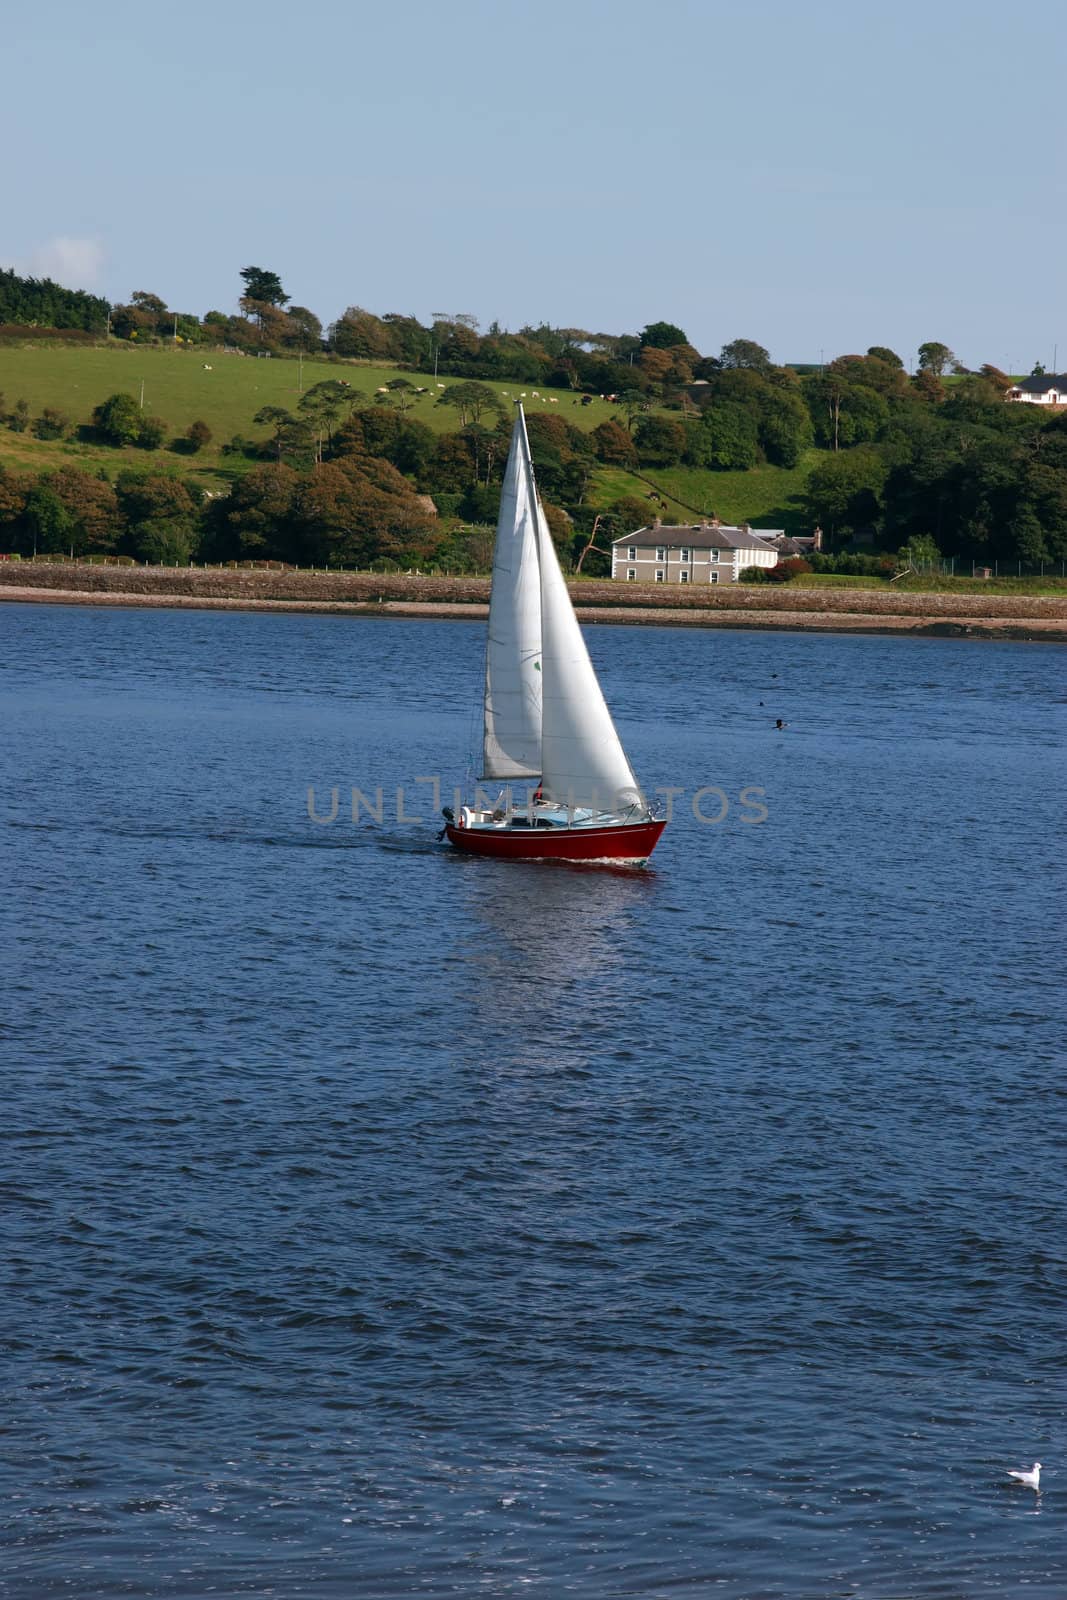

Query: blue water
left=2, top=604, right=1065, bottom=1598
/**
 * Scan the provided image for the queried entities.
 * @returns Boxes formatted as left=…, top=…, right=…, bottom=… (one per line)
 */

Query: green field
left=589, top=451, right=821, bottom=533
left=0, top=342, right=826, bottom=534
left=0, top=343, right=631, bottom=485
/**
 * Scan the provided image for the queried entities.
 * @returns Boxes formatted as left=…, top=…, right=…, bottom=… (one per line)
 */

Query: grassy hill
left=0, top=343, right=626, bottom=473
left=0, top=342, right=818, bottom=528
left=589, top=452, right=821, bottom=533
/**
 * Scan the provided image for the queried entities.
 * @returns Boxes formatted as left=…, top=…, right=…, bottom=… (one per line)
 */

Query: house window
left=626, top=569, right=636, bottom=581
left=679, top=570, right=689, bottom=583
left=655, top=570, right=665, bottom=582
left=709, top=549, right=719, bottom=562
left=710, top=570, right=719, bottom=584
left=627, top=546, right=636, bottom=560
left=656, top=546, right=666, bottom=561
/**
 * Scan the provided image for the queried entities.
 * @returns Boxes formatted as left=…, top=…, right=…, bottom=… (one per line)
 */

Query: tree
left=911, top=368, right=945, bottom=404
left=298, top=381, right=363, bottom=462
left=978, top=364, right=1013, bottom=393
left=239, top=266, right=289, bottom=308
left=637, top=346, right=672, bottom=387
left=802, top=373, right=888, bottom=450
left=804, top=448, right=887, bottom=540
left=0, top=466, right=29, bottom=538
left=590, top=419, right=638, bottom=466
left=131, top=517, right=198, bottom=564
left=615, top=390, right=650, bottom=432
left=23, top=486, right=74, bottom=553
left=49, top=467, right=121, bottom=554
left=897, top=534, right=940, bottom=567
left=253, top=405, right=311, bottom=464
left=92, top=392, right=142, bottom=446
left=639, top=320, right=689, bottom=349
left=867, top=346, right=904, bottom=369
left=435, top=381, right=502, bottom=427
left=720, top=339, right=772, bottom=372
left=329, top=306, right=398, bottom=359
left=205, top=463, right=300, bottom=561
left=634, top=415, right=685, bottom=468
left=917, top=341, right=955, bottom=377
left=9, top=398, right=30, bottom=434
left=828, top=353, right=908, bottom=397
left=285, top=306, right=322, bottom=347
left=703, top=401, right=759, bottom=469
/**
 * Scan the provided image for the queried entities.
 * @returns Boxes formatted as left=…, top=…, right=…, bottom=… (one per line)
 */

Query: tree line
left=0, top=268, right=110, bottom=333
left=3, top=261, right=1067, bottom=566
left=4, top=368, right=1066, bottom=570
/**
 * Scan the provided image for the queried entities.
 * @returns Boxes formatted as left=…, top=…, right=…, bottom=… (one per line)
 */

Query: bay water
left=2, top=604, right=1064, bottom=1597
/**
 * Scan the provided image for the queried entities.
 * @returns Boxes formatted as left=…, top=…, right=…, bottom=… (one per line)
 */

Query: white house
left=610, top=522, right=780, bottom=584
left=1007, top=374, right=1067, bottom=405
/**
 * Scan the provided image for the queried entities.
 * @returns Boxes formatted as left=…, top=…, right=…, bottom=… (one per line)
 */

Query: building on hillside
left=1007, top=374, right=1067, bottom=405
left=765, top=529, right=823, bottom=558
left=610, top=521, right=780, bottom=583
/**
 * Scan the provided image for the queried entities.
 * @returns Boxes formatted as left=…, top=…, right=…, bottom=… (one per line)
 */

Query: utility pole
left=298, top=346, right=304, bottom=392
left=173, top=314, right=178, bottom=342
left=139, top=379, right=145, bottom=410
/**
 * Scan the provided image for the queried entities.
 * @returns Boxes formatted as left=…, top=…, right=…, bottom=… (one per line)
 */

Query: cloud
left=26, top=236, right=106, bottom=289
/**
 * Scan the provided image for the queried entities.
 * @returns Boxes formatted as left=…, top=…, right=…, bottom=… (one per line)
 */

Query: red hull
left=445, top=818, right=666, bottom=863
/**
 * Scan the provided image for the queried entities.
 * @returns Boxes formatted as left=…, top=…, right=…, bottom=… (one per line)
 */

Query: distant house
left=765, top=529, right=823, bottom=558
left=610, top=521, right=780, bottom=584
left=1007, top=374, right=1067, bottom=405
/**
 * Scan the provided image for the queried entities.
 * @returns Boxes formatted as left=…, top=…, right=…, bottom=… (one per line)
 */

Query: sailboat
left=441, top=406, right=666, bottom=864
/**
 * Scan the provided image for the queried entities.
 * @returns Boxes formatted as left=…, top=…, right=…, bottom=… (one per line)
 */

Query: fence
left=911, top=558, right=1067, bottom=579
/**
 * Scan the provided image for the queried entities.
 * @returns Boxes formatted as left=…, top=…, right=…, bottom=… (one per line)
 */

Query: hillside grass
left=0, top=343, right=824, bottom=533
left=0, top=343, right=631, bottom=479
left=588, top=450, right=822, bottom=533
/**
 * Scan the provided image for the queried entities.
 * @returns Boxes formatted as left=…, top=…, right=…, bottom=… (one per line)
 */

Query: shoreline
left=2, top=582, right=1065, bottom=641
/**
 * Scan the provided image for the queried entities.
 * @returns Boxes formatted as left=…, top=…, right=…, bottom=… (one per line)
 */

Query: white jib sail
left=481, top=413, right=543, bottom=780
left=531, top=463, right=644, bottom=815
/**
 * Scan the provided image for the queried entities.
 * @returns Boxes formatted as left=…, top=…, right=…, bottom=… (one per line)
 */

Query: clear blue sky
left=4, top=0, right=1064, bottom=370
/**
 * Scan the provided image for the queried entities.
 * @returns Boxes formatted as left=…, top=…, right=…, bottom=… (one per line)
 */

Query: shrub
left=765, top=557, right=812, bottom=583
left=185, top=419, right=212, bottom=453
left=33, top=407, right=71, bottom=441
left=136, top=415, right=168, bottom=450
left=739, top=565, right=769, bottom=583
left=9, top=398, right=30, bottom=433
left=92, top=392, right=141, bottom=445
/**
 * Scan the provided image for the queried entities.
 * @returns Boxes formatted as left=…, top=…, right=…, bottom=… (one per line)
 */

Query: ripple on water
left=2, top=611, right=1064, bottom=1598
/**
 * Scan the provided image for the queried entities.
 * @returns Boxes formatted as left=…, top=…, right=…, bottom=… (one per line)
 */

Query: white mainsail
left=521, top=430, right=644, bottom=815
left=481, top=414, right=543, bottom=780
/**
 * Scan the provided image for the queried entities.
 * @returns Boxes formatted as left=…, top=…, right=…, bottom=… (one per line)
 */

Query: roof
left=1010, top=374, right=1067, bottom=394
left=611, top=522, right=780, bottom=552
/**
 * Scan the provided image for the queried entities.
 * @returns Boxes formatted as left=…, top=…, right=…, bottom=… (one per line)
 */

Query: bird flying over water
left=1006, top=1462, right=1042, bottom=1489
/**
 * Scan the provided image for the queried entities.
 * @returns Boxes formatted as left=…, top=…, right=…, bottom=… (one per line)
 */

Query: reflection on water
left=453, top=857, right=658, bottom=1056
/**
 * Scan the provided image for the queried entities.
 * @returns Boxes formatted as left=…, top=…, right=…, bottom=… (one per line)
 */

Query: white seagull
left=1006, top=1462, right=1042, bottom=1489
